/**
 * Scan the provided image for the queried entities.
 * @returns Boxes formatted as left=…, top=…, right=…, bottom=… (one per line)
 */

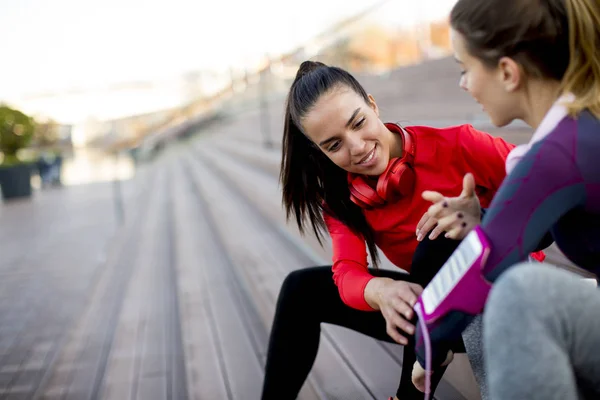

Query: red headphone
left=348, top=123, right=416, bottom=209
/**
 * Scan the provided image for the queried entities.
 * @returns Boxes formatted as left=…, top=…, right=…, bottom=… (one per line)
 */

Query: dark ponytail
left=280, top=61, right=380, bottom=267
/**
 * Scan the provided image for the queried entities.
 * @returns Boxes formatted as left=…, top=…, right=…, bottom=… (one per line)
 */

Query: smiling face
left=300, top=85, right=400, bottom=176
left=452, top=29, right=523, bottom=127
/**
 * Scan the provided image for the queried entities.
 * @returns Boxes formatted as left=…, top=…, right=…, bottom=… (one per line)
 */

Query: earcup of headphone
left=349, top=189, right=373, bottom=209
left=348, top=123, right=416, bottom=209
left=348, top=175, right=386, bottom=209
left=376, top=158, right=416, bottom=203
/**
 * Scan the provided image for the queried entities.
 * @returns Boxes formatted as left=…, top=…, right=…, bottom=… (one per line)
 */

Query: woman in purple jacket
left=410, top=0, right=600, bottom=398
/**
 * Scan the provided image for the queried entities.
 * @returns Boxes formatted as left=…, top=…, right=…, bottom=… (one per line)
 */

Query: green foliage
left=0, top=105, right=35, bottom=165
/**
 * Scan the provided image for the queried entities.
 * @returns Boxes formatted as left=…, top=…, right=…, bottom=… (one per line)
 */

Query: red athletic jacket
left=324, top=124, right=517, bottom=311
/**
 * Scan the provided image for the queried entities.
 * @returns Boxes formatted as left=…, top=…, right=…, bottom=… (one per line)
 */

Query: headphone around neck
left=348, top=122, right=416, bottom=209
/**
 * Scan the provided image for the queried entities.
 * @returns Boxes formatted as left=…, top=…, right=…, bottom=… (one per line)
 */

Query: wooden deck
left=0, top=134, right=480, bottom=400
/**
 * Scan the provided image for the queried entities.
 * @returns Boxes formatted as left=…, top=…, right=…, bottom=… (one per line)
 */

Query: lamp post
left=259, top=56, right=273, bottom=149
left=106, top=126, right=124, bottom=226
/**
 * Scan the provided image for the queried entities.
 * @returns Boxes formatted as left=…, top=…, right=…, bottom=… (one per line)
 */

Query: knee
left=486, top=263, right=538, bottom=314
left=277, top=266, right=328, bottom=309
left=484, top=263, right=545, bottom=340
left=281, top=267, right=322, bottom=293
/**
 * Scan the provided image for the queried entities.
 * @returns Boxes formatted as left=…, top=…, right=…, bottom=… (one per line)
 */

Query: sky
left=0, top=0, right=457, bottom=122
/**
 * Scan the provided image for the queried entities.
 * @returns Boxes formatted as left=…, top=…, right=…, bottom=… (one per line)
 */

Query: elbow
left=332, top=269, right=356, bottom=308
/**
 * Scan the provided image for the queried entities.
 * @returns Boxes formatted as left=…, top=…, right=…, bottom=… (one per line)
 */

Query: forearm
left=481, top=208, right=554, bottom=252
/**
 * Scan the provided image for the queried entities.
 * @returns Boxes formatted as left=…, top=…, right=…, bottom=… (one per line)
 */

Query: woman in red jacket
left=261, top=60, right=515, bottom=400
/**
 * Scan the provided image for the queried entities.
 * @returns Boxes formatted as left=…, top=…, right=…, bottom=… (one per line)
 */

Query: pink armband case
left=413, top=226, right=492, bottom=399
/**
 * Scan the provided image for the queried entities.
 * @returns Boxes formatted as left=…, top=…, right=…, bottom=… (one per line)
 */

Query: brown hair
left=450, top=0, right=600, bottom=117
left=280, top=61, right=380, bottom=266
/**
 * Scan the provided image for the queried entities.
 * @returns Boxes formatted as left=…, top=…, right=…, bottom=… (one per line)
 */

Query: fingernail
left=408, top=327, right=415, bottom=335
left=417, top=234, right=423, bottom=241
left=457, top=212, right=463, bottom=218
left=442, top=201, right=448, bottom=208
left=461, top=222, right=467, bottom=227
left=405, top=311, right=412, bottom=319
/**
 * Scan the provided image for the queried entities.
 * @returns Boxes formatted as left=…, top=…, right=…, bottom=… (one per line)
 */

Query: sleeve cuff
left=338, top=269, right=376, bottom=311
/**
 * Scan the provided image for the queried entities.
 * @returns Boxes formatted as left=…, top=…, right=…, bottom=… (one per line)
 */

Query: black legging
left=261, top=235, right=466, bottom=399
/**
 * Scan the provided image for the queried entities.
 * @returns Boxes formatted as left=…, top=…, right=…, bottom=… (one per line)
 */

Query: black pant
left=261, top=235, right=465, bottom=399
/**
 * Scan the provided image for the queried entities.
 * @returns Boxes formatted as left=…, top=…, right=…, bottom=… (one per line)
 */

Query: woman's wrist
left=364, top=277, right=392, bottom=310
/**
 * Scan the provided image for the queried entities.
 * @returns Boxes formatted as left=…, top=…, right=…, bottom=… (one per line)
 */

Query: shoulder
left=405, top=124, right=462, bottom=142
left=404, top=123, right=492, bottom=146
left=548, top=111, right=600, bottom=145
left=404, top=124, right=481, bottom=162
left=404, top=125, right=459, bottom=156
left=575, top=112, right=600, bottom=159
left=540, top=113, right=600, bottom=171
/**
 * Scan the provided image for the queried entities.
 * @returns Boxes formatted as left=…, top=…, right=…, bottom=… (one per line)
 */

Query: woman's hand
left=364, top=278, right=423, bottom=345
left=416, top=173, right=481, bottom=241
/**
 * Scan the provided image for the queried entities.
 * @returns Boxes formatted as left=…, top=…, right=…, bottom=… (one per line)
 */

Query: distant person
left=260, top=60, right=538, bottom=400
left=410, top=0, right=600, bottom=398
left=37, top=151, right=61, bottom=188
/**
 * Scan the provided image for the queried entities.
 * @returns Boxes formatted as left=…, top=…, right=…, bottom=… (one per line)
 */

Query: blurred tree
left=0, top=105, right=35, bottom=165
